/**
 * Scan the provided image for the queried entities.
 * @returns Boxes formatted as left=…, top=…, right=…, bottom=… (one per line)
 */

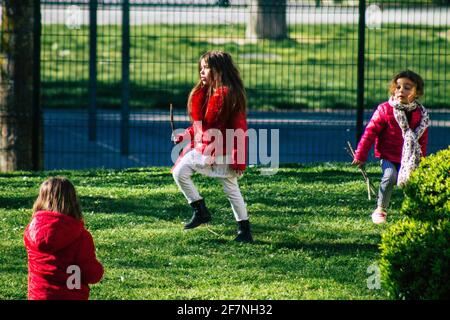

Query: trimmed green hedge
left=380, top=147, right=450, bottom=300
left=379, top=218, right=450, bottom=300
left=401, top=147, right=450, bottom=222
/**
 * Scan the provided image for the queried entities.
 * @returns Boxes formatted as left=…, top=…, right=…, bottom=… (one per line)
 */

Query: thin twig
left=346, top=141, right=377, bottom=197
left=170, top=103, right=176, bottom=145
left=205, top=226, right=221, bottom=237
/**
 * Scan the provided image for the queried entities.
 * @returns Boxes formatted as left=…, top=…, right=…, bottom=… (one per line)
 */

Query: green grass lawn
left=41, top=23, right=450, bottom=111
left=0, top=163, right=404, bottom=299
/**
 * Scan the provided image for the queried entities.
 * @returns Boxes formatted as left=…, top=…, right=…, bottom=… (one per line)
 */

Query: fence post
left=356, top=0, right=366, bottom=144
left=32, top=0, right=43, bottom=170
left=89, top=0, right=97, bottom=141
left=121, top=0, right=130, bottom=155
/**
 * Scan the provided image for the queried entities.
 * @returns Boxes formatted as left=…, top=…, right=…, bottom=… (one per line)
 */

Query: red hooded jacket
left=354, top=101, right=428, bottom=163
left=172, top=86, right=248, bottom=171
left=24, top=210, right=104, bottom=300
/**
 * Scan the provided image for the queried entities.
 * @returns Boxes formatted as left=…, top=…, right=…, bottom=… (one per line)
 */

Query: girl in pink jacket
left=353, top=70, right=429, bottom=224
left=24, top=177, right=104, bottom=300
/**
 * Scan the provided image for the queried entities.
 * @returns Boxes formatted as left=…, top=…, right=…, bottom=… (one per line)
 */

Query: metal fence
left=2, top=0, right=450, bottom=169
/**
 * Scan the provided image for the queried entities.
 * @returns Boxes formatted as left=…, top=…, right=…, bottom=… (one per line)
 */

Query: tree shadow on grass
left=241, top=195, right=374, bottom=218
left=247, top=221, right=381, bottom=252
left=0, top=193, right=186, bottom=221
left=267, top=240, right=379, bottom=257
left=98, top=233, right=381, bottom=290
left=1, top=244, right=28, bottom=276
left=0, top=195, right=36, bottom=211
left=244, top=168, right=379, bottom=185
left=0, top=165, right=385, bottom=223
left=80, top=194, right=187, bottom=221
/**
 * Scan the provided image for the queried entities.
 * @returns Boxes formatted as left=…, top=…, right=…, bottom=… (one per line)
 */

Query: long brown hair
left=187, top=50, right=247, bottom=124
left=32, top=176, right=82, bottom=220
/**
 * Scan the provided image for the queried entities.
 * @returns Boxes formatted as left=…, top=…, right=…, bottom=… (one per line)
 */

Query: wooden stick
left=170, top=103, right=175, bottom=132
left=346, top=141, right=377, bottom=197
left=170, top=103, right=176, bottom=145
left=205, top=227, right=221, bottom=237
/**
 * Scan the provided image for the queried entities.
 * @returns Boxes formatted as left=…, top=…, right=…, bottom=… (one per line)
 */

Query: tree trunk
left=246, top=0, right=287, bottom=40
left=0, top=0, right=41, bottom=171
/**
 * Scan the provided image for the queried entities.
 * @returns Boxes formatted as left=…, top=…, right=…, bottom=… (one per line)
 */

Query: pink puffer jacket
left=354, top=101, right=428, bottom=164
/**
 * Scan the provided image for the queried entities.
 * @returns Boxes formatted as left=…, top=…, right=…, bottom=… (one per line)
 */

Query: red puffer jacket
left=24, top=211, right=104, bottom=300
left=172, top=86, right=248, bottom=171
left=355, top=101, right=428, bottom=163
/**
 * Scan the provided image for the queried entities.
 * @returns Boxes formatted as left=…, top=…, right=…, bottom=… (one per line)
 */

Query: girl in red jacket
left=171, top=50, right=252, bottom=243
left=353, top=70, right=429, bottom=224
left=24, top=177, right=104, bottom=300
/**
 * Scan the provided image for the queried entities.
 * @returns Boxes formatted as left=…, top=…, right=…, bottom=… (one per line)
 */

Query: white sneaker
left=371, top=209, right=387, bottom=224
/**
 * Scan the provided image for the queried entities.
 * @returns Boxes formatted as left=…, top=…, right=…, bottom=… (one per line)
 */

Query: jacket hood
left=24, top=210, right=84, bottom=253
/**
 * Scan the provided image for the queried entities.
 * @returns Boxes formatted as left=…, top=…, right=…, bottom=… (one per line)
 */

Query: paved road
left=34, top=4, right=450, bottom=26
left=43, top=109, right=450, bottom=170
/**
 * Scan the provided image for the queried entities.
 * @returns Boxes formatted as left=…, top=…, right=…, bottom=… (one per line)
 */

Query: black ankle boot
left=184, top=199, right=212, bottom=229
left=234, top=220, right=253, bottom=243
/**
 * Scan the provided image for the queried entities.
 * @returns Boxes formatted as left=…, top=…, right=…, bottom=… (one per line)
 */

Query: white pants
left=172, top=150, right=248, bottom=221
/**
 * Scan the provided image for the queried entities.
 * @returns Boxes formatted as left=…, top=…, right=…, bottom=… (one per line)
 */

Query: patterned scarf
left=389, top=96, right=429, bottom=186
